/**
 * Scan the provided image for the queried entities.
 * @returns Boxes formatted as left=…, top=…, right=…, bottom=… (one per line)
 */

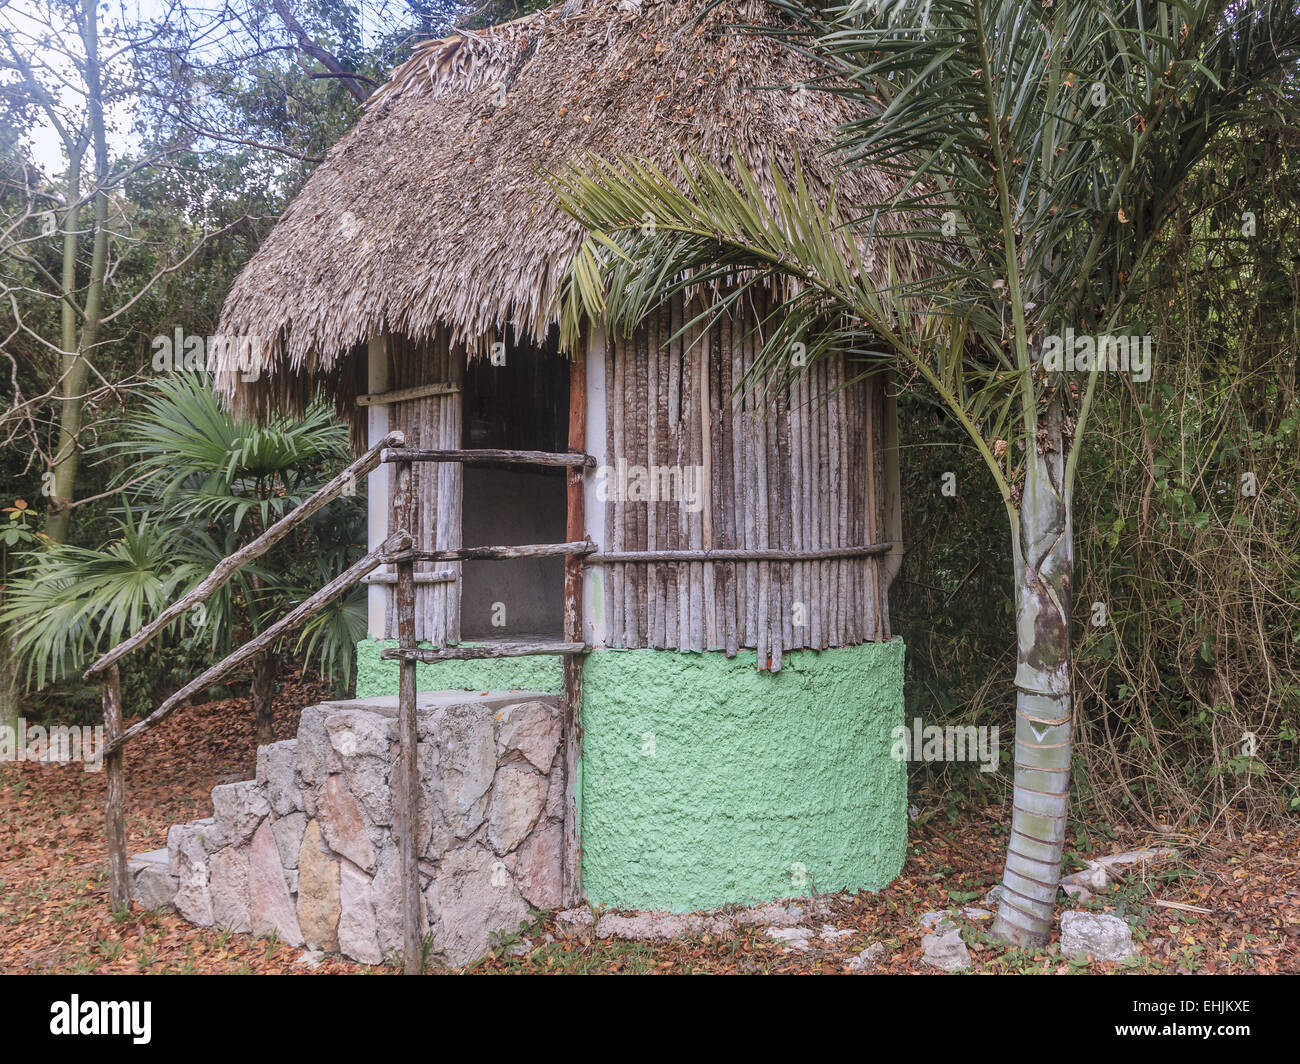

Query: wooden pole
left=382, top=448, right=594, bottom=468
left=103, top=664, right=128, bottom=912
left=392, top=457, right=423, bottom=974
left=585, top=544, right=892, bottom=563
left=386, top=541, right=593, bottom=564
left=383, top=641, right=586, bottom=664
left=562, top=345, right=587, bottom=907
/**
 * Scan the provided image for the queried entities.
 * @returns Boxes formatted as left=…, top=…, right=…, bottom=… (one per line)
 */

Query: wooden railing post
left=562, top=347, right=587, bottom=907
left=103, top=664, right=128, bottom=912
left=391, top=456, right=422, bottom=974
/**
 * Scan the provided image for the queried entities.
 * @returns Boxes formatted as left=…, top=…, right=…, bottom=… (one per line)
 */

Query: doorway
left=458, top=331, right=570, bottom=642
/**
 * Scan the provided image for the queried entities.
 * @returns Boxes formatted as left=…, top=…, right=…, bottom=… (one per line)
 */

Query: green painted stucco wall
left=580, top=642, right=906, bottom=911
left=354, top=638, right=906, bottom=912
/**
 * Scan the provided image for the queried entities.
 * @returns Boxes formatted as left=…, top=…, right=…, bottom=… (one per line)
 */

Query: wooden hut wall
left=601, top=296, right=891, bottom=666
left=382, top=332, right=462, bottom=644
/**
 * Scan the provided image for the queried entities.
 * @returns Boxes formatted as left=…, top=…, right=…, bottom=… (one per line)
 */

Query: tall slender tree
left=1, top=0, right=112, bottom=544
left=557, top=0, right=1300, bottom=945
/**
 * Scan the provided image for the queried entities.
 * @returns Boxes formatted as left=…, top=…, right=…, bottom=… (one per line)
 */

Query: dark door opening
left=459, top=331, right=570, bottom=642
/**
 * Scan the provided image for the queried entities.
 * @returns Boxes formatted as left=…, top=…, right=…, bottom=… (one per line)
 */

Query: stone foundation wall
left=137, top=692, right=565, bottom=966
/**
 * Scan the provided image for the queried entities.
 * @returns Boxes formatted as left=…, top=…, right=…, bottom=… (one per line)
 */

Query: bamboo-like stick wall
left=373, top=301, right=892, bottom=661
left=599, top=296, right=890, bottom=665
left=383, top=332, right=462, bottom=643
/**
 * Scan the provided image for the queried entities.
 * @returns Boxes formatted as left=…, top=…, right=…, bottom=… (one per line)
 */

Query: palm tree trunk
left=251, top=651, right=278, bottom=748
left=993, top=396, right=1074, bottom=947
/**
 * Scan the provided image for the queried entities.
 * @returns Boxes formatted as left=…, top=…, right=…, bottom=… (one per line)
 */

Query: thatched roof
left=218, top=0, right=907, bottom=433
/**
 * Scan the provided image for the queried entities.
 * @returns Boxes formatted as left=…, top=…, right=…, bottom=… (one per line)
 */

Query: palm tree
left=556, top=0, right=1300, bottom=946
left=3, top=373, right=365, bottom=745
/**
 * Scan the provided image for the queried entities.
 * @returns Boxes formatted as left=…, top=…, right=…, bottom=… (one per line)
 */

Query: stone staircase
left=129, top=691, right=566, bottom=966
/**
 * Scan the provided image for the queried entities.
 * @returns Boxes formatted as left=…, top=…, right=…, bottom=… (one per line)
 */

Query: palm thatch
left=218, top=0, right=911, bottom=435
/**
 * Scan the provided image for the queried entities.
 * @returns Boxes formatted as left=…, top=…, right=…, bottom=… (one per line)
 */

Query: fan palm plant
left=555, top=0, right=1300, bottom=945
left=2, top=373, right=365, bottom=745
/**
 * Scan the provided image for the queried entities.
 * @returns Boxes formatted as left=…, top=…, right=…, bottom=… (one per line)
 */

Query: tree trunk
left=993, top=397, right=1074, bottom=947
left=251, top=651, right=278, bottom=748
left=46, top=1, right=109, bottom=545
left=43, top=151, right=84, bottom=546
left=0, top=631, right=18, bottom=739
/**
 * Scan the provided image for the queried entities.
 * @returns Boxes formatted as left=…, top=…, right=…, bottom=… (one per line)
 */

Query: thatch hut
left=218, top=0, right=908, bottom=913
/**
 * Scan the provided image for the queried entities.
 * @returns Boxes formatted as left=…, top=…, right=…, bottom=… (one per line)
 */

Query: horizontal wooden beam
left=385, top=540, right=595, bottom=564
left=381, top=641, right=587, bottom=664
left=586, top=543, right=894, bottom=564
left=85, top=431, right=407, bottom=681
left=362, top=570, right=456, bottom=586
left=381, top=448, right=596, bottom=469
left=102, top=532, right=411, bottom=757
left=356, top=382, right=459, bottom=407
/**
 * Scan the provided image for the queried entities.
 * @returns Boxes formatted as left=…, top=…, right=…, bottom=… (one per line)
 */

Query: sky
left=4, top=0, right=415, bottom=179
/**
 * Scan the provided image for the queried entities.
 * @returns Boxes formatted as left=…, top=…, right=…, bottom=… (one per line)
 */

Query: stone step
left=128, top=848, right=176, bottom=911
left=154, top=691, right=565, bottom=967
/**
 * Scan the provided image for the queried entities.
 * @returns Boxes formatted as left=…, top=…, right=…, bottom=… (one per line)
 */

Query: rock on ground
left=1059, top=911, right=1136, bottom=963
left=847, top=942, right=887, bottom=972
left=128, top=849, right=176, bottom=911
left=765, top=926, right=812, bottom=951
left=922, top=927, right=971, bottom=972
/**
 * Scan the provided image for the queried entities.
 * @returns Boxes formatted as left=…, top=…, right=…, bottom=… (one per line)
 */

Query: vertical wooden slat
left=647, top=308, right=661, bottom=648
left=733, top=309, right=749, bottom=649
left=699, top=321, right=717, bottom=650
left=673, top=313, right=691, bottom=649
left=744, top=317, right=759, bottom=654
left=625, top=332, right=641, bottom=647
left=687, top=313, right=705, bottom=653
left=721, top=309, right=740, bottom=657
left=777, top=374, right=793, bottom=657
left=104, top=664, right=128, bottom=912
left=605, top=336, right=621, bottom=648
left=818, top=359, right=833, bottom=647
left=442, top=340, right=463, bottom=644
left=634, top=325, right=649, bottom=647
left=666, top=297, right=681, bottom=649
left=708, top=320, right=726, bottom=653
left=805, top=367, right=819, bottom=649
left=653, top=304, right=670, bottom=649
left=867, top=373, right=885, bottom=641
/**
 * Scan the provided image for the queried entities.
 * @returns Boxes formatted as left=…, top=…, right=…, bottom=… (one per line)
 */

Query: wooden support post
left=103, top=664, right=128, bottom=912
left=562, top=346, right=587, bottom=907
left=392, top=458, right=423, bottom=974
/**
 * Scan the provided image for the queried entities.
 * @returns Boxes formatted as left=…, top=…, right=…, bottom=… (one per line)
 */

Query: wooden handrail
left=587, top=543, right=894, bottom=563
left=382, top=448, right=595, bottom=468
left=381, top=641, right=587, bottom=664
left=101, top=531, right=410, bottom=758
left=83, top=430, right=406, bottom=681
left=384, top=540, right=594, bottom=564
